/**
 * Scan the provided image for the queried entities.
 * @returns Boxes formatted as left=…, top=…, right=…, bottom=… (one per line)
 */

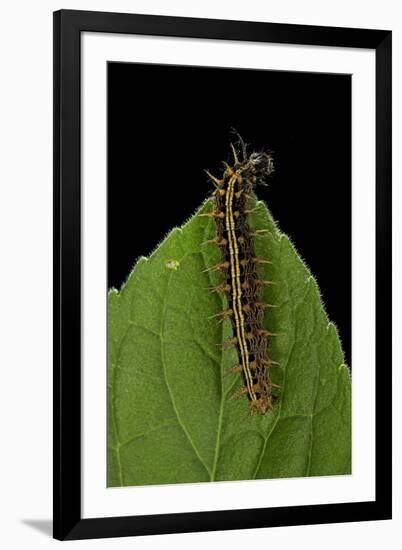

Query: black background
left=108, top=62, right=351, bottom=366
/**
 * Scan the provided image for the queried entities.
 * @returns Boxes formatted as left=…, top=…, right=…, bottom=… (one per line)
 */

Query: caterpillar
left=201, top=137, right=279, bottom=415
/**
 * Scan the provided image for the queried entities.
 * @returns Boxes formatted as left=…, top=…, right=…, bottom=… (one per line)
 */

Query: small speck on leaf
left=165, top=259, right=180, bottom=270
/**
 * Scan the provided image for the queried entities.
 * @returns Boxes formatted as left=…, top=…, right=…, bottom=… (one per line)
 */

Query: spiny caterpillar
left=201, top=137, right=279, bottom=415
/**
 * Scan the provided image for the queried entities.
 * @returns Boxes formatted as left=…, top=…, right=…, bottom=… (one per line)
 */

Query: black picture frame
left=53, top=9, right=392, bottom=541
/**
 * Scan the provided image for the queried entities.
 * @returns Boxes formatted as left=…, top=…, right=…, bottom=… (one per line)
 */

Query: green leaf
left=108, top=197, right=351, bottom=486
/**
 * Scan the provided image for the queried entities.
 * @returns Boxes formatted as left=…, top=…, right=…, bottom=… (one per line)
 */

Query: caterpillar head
left=248, top=151, right=275, bottom=185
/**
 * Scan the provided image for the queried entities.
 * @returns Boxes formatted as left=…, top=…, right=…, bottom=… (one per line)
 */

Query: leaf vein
left=160, top=270, right=213, bottom=478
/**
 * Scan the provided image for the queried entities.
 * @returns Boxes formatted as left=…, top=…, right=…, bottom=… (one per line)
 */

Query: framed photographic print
left=53, top=9, right=392, bottom=541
